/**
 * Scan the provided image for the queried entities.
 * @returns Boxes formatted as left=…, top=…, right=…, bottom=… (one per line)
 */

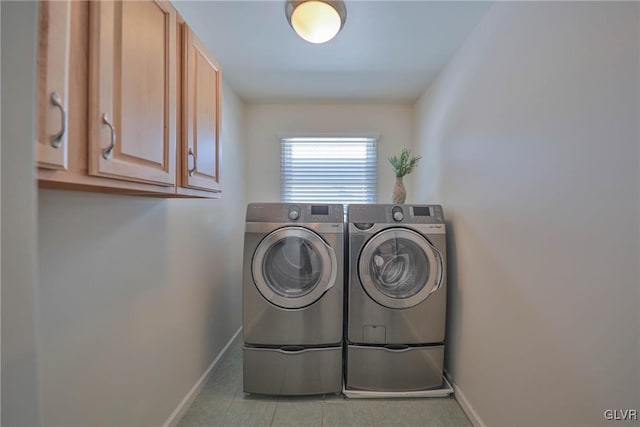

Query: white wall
left=1, top=2, right=41, bottom=426
left=245, top=103, right=415, bottom=204
left=413, top=2, right=639, bottom=426
left=36, top=82, right=246, bottom=427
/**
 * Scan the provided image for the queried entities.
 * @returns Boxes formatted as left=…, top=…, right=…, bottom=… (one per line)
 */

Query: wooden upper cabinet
left=36, top=0, right=71, bottom=170
left=37, top=1, right=223, bottom=198
left=89, top=0, right=177, bottom=186
left=182, top=25, right=221, bottom=193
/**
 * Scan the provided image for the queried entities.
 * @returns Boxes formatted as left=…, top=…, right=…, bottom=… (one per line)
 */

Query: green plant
left=388, top=148, right=422, bottom=177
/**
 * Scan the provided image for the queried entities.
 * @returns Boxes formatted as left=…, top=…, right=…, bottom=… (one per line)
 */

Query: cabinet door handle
left=188, top=147, right=197, bottom=176
left=101, top=113, right=116, bottom=159
left=50, top=92, right=66, bottom=148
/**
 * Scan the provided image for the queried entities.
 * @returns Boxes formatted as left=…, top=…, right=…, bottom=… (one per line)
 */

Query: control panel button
left=392, top=206, right=404, bottom=222
left=288, top=207, right=300, bottom=220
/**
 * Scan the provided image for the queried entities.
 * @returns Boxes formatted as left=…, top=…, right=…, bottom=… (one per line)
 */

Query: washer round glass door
left=358, top=228, right=443, bottom=309
left=252, top=226, right=337, bottom=309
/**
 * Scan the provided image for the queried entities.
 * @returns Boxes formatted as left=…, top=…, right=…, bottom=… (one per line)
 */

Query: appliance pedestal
left=243, top=345, right=342, bottom=395
left=345, top=344, right=448, bottom=396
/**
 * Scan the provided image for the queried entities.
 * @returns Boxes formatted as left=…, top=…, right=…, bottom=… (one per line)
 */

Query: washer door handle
left=427, top=248, right=445, bottom=297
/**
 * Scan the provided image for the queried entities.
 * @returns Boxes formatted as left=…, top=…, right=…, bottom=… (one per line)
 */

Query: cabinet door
left=182, top=26, right=221, bottom=193
left=36, top=0, right=71, bottom=170
left=89, top=0, right=176, bottom=186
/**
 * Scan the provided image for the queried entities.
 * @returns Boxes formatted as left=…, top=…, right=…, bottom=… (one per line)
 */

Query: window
left=281, top=137, right=377, bottom=204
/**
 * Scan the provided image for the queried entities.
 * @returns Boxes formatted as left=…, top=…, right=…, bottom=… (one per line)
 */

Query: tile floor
left=177, top=336, right=471, bottom=427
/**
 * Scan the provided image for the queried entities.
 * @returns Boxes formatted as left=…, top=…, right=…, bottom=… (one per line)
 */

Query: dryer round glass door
left=252, top=226, right=337, bottom=309
left=358, top=228, right=443, bottom=309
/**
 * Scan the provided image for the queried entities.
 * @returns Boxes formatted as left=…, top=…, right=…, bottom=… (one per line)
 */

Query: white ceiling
left=173, top=1, right=492, bottom=103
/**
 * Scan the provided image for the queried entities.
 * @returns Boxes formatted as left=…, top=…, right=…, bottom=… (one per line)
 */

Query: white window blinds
left=281, top=137, right=377, bottom=204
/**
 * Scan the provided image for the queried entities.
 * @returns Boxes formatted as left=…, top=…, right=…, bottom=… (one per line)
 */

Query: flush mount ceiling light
left=285, top=0, right=347, bottom=44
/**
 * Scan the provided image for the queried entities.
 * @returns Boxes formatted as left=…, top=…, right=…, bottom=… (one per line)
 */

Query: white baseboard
left=163, top=326, right=243, bottom=427
left=445, top=371, right=486, bottom=427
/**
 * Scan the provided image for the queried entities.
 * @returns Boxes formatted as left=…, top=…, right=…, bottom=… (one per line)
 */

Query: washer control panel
left=348, top=204, right=444, bottom=224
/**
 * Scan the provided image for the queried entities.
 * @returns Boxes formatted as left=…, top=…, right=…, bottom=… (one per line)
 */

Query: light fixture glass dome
left=286, top=0, right=347, bottom=44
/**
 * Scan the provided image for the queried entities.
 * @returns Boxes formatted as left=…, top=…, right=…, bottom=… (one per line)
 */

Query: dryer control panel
left=247, top=203, right=344, bottom=223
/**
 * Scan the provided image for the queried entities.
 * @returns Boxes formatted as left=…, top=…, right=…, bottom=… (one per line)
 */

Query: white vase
left=392, top=176, right=406, bottom=204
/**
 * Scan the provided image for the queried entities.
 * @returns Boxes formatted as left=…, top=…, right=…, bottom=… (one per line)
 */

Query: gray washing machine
left=346, top=204, right=447, bottom=392
left=243, top=203, right=344, bottom=395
